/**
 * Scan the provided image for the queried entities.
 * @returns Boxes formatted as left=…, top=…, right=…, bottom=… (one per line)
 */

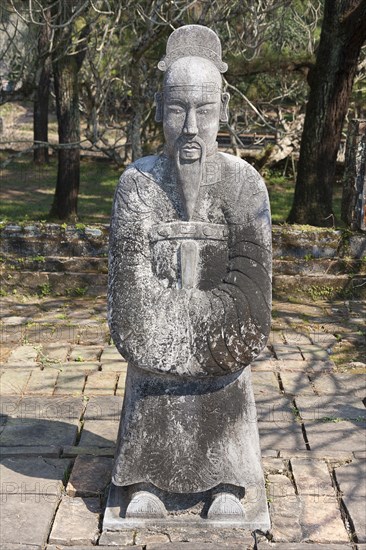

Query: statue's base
left=102, top=482, right=270, bottom=536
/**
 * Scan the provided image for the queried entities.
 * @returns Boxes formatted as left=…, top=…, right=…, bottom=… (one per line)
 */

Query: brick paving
left=0, top=295, right=365, bottom=549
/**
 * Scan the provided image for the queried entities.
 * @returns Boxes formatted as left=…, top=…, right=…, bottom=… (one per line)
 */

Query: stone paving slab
left=1, top=493, right=60, bottom=547
left=304, top=421, right=366, bottom=452
left=258, top=545, right=353, bottom=549
left=83, top=395, right=123, bottom=421
left=0, top=457, right=69, bottom=496
left=255, top=395, right=296, bottom=422
left=62, top=445, right=114, bottom=457
left=0, top=369, right=32, bottom=395
left=53, top=370, right=86, bottom=396
left=24, top=368, right=60, bottom=395
left=7, top=344, right=39, bottom=364
left=7, top=396, right=85, bottom=420
left=47, top=547, right=140, bottom=550
left=251, top=370, right=281, bottom=395
left=83, top=371, right=118, bottom=395
left=69, top=345, right=103, bottom=362
left=272, top=343, right=304, bottom=361
left=335, top=461, right=366, bottom=543
left=79, top=419, right=119, bottom=447
left=258, top=421, right=306, bottom=451
left=280, top=371, right=315, bottom=395
left=290, top=457, right=335, bottom=496
left=300, top=495, right=349, bottom=543
left=295, top=395, right=366, bottom=421
left=41, top=342, right=70, bottom=362
left=309, top=372, right=366, bottom=397
left=48, top=495, right=101, bottom=546
left=0, top=445, right=61, bottom=458
left=148, top=543, right=249, bottom=549
left=66, top=455, right=113, bottom=496
left=0, top=417, right=79, bottom=447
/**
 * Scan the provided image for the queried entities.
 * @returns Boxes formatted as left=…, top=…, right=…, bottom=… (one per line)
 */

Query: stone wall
left=1, top=223, right=365, bottom=299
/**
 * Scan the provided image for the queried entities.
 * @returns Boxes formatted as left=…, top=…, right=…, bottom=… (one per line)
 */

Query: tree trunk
left=287, top=0, right=366, bottom=226
left=33, top=11, right=51, bottom=164
left=49, top=55, right=81, bottom=221
left=130, top=61, right=143, bottom=161
left=341, top=119, right=366, bottom=230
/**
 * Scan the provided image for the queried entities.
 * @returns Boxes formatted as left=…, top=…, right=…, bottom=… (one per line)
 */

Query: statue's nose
left=183, top=110, right=198, bottom=136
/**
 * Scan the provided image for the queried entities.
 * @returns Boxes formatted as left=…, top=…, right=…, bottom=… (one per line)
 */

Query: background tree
left=33, top=7, right=51, bottom=164
left=288, top=0, right=366, bottom=226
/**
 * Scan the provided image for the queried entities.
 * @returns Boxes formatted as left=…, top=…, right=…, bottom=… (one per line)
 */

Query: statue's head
left=156, top=25, right=229, bottom=160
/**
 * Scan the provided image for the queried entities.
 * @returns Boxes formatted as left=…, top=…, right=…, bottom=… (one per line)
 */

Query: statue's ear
left=155, top=92, right=163, bottom=123
left=220, top=92, right=230, bottom=123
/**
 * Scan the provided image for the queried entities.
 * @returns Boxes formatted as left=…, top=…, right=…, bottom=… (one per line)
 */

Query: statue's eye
left=197, top=109, right=208, bottom=115
left=169, top=106, right=184, bottom=115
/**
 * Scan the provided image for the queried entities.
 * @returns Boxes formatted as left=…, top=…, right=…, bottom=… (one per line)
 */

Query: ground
left=0, top=294, right=365, bottom=549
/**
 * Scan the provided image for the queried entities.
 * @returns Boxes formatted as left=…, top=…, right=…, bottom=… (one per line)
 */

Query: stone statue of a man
left=106, top=25, right=271, bottom=530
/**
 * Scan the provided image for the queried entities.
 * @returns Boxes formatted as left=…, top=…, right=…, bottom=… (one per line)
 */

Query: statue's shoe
left=207, top=492, right=245, bottom=520
left=125, top=490, right=167, bottom=518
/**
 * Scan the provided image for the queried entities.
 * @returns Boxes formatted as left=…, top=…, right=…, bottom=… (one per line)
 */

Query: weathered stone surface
left=83, top=371, right=117, bottom=395
left=83, top=395, right=123, bottom=421
left=60, top=360, right=100, bottom=373
left=0, top=418, right=79, bottom=447
left=251, top=371, right=280, bottom=395
left=69, top=345, right=102, bottom=362
left=98, top=530, right=135, bottom=546
left=106, top=26, right=271, bottom=532
left=165, top=527, right=253, bottom=545
left=290, top=458, right=335, bottom=496
left=309, top=372, right=366, bottom=397
left=255, top=395, right=295, bottom=422
left=25, top=368, right=59, bottom=396
left=148, top=542, right=249, bottom=549
left=272, top=344, right=304, bottom=361
left=280, top=372, right=315, bottom=396
left=304, top=421, right=366, bottom=452
left=0, top=369, right=32, bottom=395
left=0, top=457, right=68, bottom=546
left=79, top=419, right=119, bottom=447
left=47, top=547, right=138, bottom=550
left=0, top=493, right=60, bottom=547
left=262, top=545, right=352, bottom=549
left=0, top=457, right=69, bottom=496
left=49, top=496, right=101, bottom=545
left=268, top=474, right=302, bottom=542
left=335, top=460, right=366, bottom=543
left=53, top=371, right=86, bottom=396
left=134, top=531, right=171, bottom=545
left=62, top=446, right=114, bottom=457
left=295, top=395, right=366, bottom=421
left=7, top=344, right=39, bottom=364
left=300, top=495, right=349, bottom=543
left=11, top=396, right=84, bottom=421
left=298, top=344, right=330, bottom=361
left=259, top=422, right=306, bottom=452
left=66, top=455, right=113, bottom=496
left=42, top=342, right=70, bottom=363
left=0, top=446, right=61, bottom=458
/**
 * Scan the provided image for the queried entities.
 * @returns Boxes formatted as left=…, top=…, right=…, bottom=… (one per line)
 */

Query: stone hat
left=158, top=24, right=228, bottom=73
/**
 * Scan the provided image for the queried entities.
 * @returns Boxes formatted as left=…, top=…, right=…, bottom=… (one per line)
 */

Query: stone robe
left=108, top=151, right=272, bottom=493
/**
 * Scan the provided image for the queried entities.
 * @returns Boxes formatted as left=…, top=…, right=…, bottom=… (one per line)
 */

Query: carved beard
left=174, top=135, right=206, bottom=221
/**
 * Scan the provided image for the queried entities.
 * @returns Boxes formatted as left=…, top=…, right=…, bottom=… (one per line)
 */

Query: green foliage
left=38, top=282, right=52, bottom=297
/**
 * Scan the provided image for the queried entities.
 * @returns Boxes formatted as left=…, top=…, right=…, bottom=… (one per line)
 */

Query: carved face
left=161, top=57, right=229, bottom=159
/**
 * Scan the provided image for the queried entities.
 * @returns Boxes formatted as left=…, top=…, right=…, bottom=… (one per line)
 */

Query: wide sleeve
left=108, top=162, right=271, bottom=378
